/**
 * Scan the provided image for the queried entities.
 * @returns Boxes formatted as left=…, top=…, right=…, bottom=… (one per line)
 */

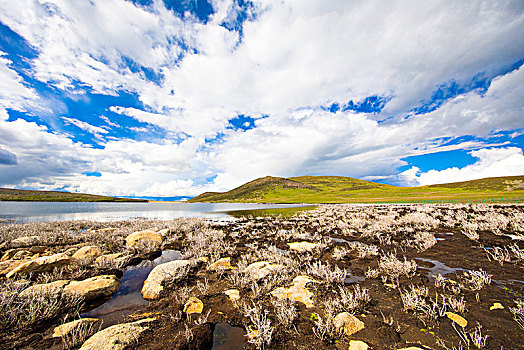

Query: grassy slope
left=0, top=188, right=147, bottom=202
left=189, top=175, right=524, bottom=203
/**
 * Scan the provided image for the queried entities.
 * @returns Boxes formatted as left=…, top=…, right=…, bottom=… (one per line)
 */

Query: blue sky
left=0, top=0, right=523, bottom=199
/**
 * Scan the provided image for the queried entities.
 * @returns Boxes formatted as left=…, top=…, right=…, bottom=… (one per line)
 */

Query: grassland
left=0, top=188, right=147, bottom=202
left=189, top=175, right=524, bottom=204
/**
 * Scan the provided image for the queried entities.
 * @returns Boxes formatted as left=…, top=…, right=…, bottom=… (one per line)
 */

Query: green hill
left=189, top=175, right=524, bottom=204
left=0, top=188, right=147, bottom=202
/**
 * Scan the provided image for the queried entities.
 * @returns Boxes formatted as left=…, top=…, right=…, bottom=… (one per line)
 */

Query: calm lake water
left=0, top=201, right=312, bottom=222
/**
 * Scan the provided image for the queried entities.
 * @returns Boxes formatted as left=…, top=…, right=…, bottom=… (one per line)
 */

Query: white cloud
left=0, top=1, right=523, bottom=196
left=61, top=117, right=109, bottom=136
left=398, top=147, right=524, bottom=186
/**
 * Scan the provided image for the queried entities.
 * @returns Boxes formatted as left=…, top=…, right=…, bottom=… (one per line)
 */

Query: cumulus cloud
left=398, top=147, right=524, bottom=186
left=0, top=1, right=523, bottom=196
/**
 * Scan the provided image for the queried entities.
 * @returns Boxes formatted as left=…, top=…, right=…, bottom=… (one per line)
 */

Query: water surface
left=0, top=202, right=312, bottom=222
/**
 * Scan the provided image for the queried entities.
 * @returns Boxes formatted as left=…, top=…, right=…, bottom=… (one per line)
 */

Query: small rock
left=20, top=280, right=69, bottom=297
left=79, top=318, right=155, bottom=350
left=94, top=253, right=125, bottom=265
left=125, top=230, right=163, bottom=248
left=244, top=261, right=284, bottom=281
left=349, top=340, right=369, bottom=350
left=271, top=275, right=317, bottom=308
left=333, top=312, right=365, bottom=336
left=490, top=302, right=504, bottom=310
left=52, top=318, right=99, bottom=338
left=208, top=257, right=235, bottom=271
left=224, top=289, right=240, bottom=302
left=0, top=260, right=24, bottom=276
left=157, top=228, right=170, bottom=236
left=63, top=275, right=119, bottom=300
left=445, top=312, right=467, bottom=327
left=141, top=259, right=191, bottom=299
left=6, top=253, right=72, bottom=278
left=30, top=246, right=47, bottom=254
left=72, top=246, right=103, bottom=261
left=287, top=241, right=320, bottom=252
left=184, top=297, right=204, bottom=314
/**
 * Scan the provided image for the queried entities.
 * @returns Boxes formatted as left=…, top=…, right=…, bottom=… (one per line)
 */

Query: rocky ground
left=0, top=203, right=523, bottom=350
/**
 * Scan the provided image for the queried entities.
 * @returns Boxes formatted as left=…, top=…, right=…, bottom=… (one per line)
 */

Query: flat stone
left=0, top=260, right=24, bottom=276
left=12, top=250, right=33, bottom=260
left=21, top=280, right=69, bottom=297
left=490, top=302, right=504, bottom=310
left=349, top=340, right=369, bottom=350
left=183, top=297, right=204, bottom=314
left=224, top=289, right=240, bottom=302
left=125, top=230, right=163, bottom=248
left=63, top=275, right=119, bottom=300
left=94, top=253, right=125, bottom=264
left=79, top=318, right=155, bottom=350
left=141, top=259, right=191, bottom=299
left=244, top=261, right=284, bottom=281
left=445, top=312, right=467, bottom=328
left=271, top=275, right=317, bottom=308
left=72, top=246, right=103, bottom=261
left=53, top=318, right=99, bottom=338
left=287, top=241, right=320, bottom=252
left=6, top=253, right=71, bottom=278
left=11, top=235, right=40, bottom=247
left=208, top=257, right=235, bottom=271
left=334, top=312, right=365, bottom=336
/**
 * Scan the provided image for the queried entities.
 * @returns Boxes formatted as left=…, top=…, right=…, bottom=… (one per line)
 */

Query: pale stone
left=11, top=235, right=40, bottom=247
left=141, top=259, right=191, bottom=299
left=349, top=340, right=369, bottom=350
left=208, top=257, right=236, bottom=271
left=63, top=275, right=119, bottom=300
left=445, top=312, right=467, bottom=327
left=79, top=318, right=155, bottom=350
left=21, top=280, right=69, bottom=297
left=333, top=312, right=365, bottom=336
left=94, top=253, right=124, bottom=264
left=271, top=275, right=318, bottom=308
left=6, top=253, right=71, bottom=278
left=72, top=246, right=103, bottom=261
left=183, top=297, right=204, bottom=314
left=244, top=261, right=284, bottom=281
left=224, top=289, right=240, bottom=302
left=287, top=241, right=320, bottom=252
left=52, top=318, right=99, bottom=338
left=0, top=260, right=24, bottom=276
left=490, top=302, right=504, bottom=310
left=157, top=228, right=170, bottom=236
left=125, top=230, right=163, bottom=248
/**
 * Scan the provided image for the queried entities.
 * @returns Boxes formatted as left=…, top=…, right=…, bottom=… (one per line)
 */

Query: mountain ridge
left=189, top=175, right=524, bottom=203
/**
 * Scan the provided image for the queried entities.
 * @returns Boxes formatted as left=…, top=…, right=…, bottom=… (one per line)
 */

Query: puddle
left=83, top=250, right=181, bottom=327
left=344, top=268, right=366, bottom=284
left=415, top=257, right=465, bottom=280
left=331, top=237, right=350, bottom=244
left=212, top=322, right=246, bottom=350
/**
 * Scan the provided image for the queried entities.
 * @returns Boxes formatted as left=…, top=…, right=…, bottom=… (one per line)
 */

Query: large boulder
left=141, top=259, right=191, bottom=299
left=125, top=230, right=163, bottom=248
left=20, top=280, right=70, bottom=297
left=79, top=318, right=155, bottom=350
left=244, top=261, right=284, bottom=281
left=6, top=253, right=71, bottom=278
left=72, top=246, right=103, bottom=261
left=52, top=318, right=99, bottom=338
left=63, top=275, right=119, bottom=300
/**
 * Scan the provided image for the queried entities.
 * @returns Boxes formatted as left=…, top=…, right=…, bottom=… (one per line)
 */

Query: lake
left=0, top=201, right=314, bottom=222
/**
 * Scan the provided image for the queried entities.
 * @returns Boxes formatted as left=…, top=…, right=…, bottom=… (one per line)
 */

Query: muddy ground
left=0, top=203, right=523, bottom=350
